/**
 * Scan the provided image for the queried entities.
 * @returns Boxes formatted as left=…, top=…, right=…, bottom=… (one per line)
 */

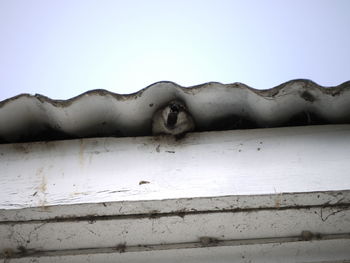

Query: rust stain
left=274, top=193, right=283, bottom=208
left=39, top=199, right=49, bottom=210
left=71, top=192, right=90, bottom=196
left=2, top=248, right=14, bottom=258
left=40, top=175, right=47, bottom=193
left=275, top=199, right=280, bottom=208
left=35, top=168, right=47, bottom=193
left=35, top=167, right=49, bottom=210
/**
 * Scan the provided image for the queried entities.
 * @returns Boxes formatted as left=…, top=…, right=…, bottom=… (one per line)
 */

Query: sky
left=0, top=0, right=349, bottom=101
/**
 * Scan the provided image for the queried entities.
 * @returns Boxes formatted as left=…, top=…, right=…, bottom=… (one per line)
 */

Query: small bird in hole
left=152, top=100, right=195, bottom=137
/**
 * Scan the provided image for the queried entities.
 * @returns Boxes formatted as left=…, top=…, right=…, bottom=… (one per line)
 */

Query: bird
left=152, top=100, right=195, bottom=137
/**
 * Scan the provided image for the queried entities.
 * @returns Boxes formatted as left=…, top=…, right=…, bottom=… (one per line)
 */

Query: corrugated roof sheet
left=0, top=79, right=350, bottom=143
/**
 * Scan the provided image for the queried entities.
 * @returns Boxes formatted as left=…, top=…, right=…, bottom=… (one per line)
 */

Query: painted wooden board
left=1, top=125, right=350, bottom=261
left=1, top=190, right=349, bottom=222
left=4, top=239, right=350, bottom=263
left=1, top=124, right=350, bottom=211
left=1, top=206, right=350, bottom=251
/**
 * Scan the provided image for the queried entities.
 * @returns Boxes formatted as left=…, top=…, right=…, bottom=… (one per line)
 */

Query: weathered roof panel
left=0, top=79, right=350, bottom=143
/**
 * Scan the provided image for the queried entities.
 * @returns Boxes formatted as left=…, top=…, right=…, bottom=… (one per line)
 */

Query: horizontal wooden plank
left=1, top=190, right=349, bottom=222
left=1, top=206, right=349, bottom=252
left=1, top=124, right=350, bottom=212
left=3, top=238, right=350, bottom=263
left=1, top=125, right=350, bottom=261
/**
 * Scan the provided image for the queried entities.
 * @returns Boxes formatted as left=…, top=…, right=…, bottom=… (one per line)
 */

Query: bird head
left=163, top=100, right=186, bottom=129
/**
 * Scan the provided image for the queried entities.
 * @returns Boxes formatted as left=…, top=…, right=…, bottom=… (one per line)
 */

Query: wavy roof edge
left=1, top=79, right=350, bottom=106
left=1, top=79, right=350, bottom=143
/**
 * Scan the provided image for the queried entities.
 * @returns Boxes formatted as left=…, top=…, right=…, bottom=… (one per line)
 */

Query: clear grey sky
left=0, top=0, right=349, bottom=101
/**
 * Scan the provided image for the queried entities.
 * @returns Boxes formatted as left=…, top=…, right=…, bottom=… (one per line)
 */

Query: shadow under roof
left=0, top=79, right=350, bottom=143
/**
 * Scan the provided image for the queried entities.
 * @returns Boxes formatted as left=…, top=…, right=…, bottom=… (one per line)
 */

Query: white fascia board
left=0, top=125, right=350, bottom=260
left=1, top=124, right=350, bottom=211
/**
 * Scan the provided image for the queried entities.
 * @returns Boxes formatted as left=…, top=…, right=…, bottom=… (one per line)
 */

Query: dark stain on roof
left=0, top=79, right=350, bottom=143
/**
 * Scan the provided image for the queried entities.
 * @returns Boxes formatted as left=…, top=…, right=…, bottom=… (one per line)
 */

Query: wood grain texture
left=1, top=125, right=350, bottom=211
